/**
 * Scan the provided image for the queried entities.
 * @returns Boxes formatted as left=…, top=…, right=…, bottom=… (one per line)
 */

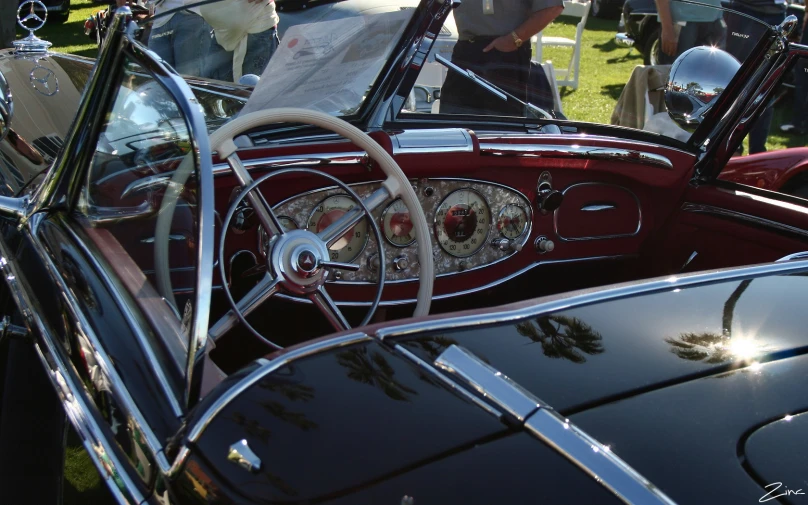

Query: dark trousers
left=440, top=39, right=531, bottom=116
left=658, top=18, right=727, bottom=65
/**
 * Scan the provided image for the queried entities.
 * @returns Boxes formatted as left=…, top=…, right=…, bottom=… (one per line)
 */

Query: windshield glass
left=137, top=0, right=775, bottom=144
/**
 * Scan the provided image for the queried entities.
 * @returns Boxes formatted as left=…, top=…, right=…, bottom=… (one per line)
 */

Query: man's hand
left=660, top=21, right=678, bottom=56
left=483, top=34, right=518, bottom=53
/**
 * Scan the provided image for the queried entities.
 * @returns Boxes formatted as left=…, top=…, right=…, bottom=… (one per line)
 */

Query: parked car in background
left=4, top=0, right=808, bottom=503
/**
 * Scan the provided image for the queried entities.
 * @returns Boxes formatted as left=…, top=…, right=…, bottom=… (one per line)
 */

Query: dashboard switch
left=367, top=253, right=380, bottom=272
left=393, top=255, right=409, bottom=271
left=535, top=236, right=555, bottom=254
left=491, top=238, right=523, bottom=252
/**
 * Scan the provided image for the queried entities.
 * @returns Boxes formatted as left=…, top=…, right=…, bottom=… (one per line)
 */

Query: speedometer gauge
left=308, top=194, right=368, bottom=262
left=381, top=199, right=415, bottom=247
left=497, top=204, right=528, bottom=239
left=435, top=189, right=490, bottom=258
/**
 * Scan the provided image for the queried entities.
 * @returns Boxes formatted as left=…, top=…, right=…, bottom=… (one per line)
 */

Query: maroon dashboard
left=213, top=127, right=700, bottom=305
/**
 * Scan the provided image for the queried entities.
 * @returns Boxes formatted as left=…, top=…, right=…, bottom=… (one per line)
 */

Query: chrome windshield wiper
left=434, top=53, right=552, bottom=120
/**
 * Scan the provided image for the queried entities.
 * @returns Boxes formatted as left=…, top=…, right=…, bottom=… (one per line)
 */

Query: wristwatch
left=511, top=31, right=523, bottom=48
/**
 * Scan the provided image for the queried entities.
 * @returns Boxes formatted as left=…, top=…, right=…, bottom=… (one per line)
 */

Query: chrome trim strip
left=394, top=344, right=503, bottom=419
left=681, top=251, right=698, bottom=272
left=434, top=345, right=543, bottom=422
left=480, top=143, right=674, bottom=170
left=375, top=259, right=808, bottom=340
left=777, top=251, right=808, bottom=262
left=0, top=238, right=144, bottom=504
left=476, top=133, right=693, bottom=156
left=389, top=128, right=474, bottom=155
left=62, top=221, right=184, bottom=417
left=525, top=409, right=677, bottom=505
left=554, top=183, right=642, bottom=242
left=183, top=333, right=371, bottom=446
left=580, top=204, right=616, bottom=212
left=120, top=152, right=368, bottom=198
left=28, top=227, right=173, bottom=474
left=682, top=202, right=808, bottom=239
left=212, top=152, right=367, bottom=176
left=276, top=255, right=631, bottom=306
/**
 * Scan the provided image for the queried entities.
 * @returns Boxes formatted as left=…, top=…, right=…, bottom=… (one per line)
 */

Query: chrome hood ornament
left=13, top=0, right=52, bottom=54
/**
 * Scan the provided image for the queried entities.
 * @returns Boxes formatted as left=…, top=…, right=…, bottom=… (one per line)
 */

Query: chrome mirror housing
left=665, top=46, right=740, bottom=131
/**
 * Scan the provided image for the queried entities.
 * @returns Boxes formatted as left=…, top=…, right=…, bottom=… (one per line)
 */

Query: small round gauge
left=381, top=199, right=416, bottom=247
left=497, top=204, right=529, bottom=239
left=257, top=216, right=299, bottom=256
left=434, top=189, right=491, bottom=258
left=308, top=194, right=368, bottom=262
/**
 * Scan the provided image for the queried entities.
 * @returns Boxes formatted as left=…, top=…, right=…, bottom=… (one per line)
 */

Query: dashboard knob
left=536, top=187, right=564, bottom=213
left=393, top=255, right=409, bottom=271
left=367, top=253, right=380, bottom=272
left=535, top=236, right=555, bottom=254
left=458, top=260, right=469, bottom=272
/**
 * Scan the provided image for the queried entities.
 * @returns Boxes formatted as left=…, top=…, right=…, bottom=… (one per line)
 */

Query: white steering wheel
left=190, top=108, right=435, bottom=344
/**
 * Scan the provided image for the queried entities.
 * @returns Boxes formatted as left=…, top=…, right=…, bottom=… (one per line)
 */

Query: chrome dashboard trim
left=682, top=202, right=808, bottom=239
left=480, top=143, right=674, bottom=170
left=580, top=204, right=616, bottom=212
left=276, top=255, right=632, bottom=306
left=389, top=128, right=474, bottom=155
left=183, top=332, right=371, bottom=447
left=394, top=344, right=503, bottom=419
left=554, top=182, right=642, bottom=242
left=375, top=259, right=808, bottom=340
left=0, top=234, right=145, bottom=504
left=525, top=409, right=677, bottom=505
left=434, top=344, right=543, bottom=422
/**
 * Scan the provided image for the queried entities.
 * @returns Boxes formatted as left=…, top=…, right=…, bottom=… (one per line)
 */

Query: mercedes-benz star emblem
left=296, top=250, right=318, bottom=273
left=17, top=0, right=47, bottom=32
left=29, top=65, right=58, bottom=96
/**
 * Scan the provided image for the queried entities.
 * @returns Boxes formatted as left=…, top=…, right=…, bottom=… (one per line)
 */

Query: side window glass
left=77, top=55, right=200, bottom=362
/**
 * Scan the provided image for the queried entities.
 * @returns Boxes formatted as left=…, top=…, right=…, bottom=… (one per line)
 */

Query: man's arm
left=483, top=4, right=565, bottom=53
left=655, top=0, right=678, bottom=57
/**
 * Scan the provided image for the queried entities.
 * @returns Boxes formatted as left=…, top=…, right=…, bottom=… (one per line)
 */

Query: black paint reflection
left=515, top=315, right=604, bottom=364
left=664, top=332, right=732, bottom=363
left=665, top=280, right=765, bottom=366
left=337, top=348, right=417, bottom=402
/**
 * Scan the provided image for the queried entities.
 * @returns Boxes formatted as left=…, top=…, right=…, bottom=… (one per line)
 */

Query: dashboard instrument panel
left=265, top=178, right=533, bottom=283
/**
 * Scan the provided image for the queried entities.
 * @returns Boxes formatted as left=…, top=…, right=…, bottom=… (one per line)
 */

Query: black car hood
left=0, top=52, right=93, bottom=195
left=181, top=340, right=625, bottom=504
left=393, top=272, right=808, bottom=414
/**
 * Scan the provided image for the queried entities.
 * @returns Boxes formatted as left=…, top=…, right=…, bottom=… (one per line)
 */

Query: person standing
left=148, top=0, right=213, bottom=78
left=440, top=0, right=564, bottom=116
left=655, top=0, right=725, bottom=65
left=726, top=0, right=786, bottom=153
left=201, top=0, right=280, bottom=83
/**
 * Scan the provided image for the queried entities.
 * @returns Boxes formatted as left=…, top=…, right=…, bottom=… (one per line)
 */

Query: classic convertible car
left=2, top=0, right=808, bottom=503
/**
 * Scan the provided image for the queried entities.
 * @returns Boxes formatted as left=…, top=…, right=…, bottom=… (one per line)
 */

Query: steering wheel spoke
left=309, top=286, right=350, bottom=332
left=209, top=273, right=280, bottom=340
left=317, top=186, right=389, bottom=247
left=225, top=153, right=286, bottom=238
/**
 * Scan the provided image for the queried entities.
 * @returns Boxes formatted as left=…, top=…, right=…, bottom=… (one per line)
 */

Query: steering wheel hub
left=270, top=230, right=330, bottom=294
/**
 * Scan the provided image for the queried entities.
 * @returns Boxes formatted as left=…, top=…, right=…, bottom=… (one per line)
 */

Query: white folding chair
left=534, top=0, right=590, bottom=90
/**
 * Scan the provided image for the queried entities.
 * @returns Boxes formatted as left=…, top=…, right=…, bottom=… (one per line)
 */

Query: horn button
left=270, top=230, right=331, bottom=295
